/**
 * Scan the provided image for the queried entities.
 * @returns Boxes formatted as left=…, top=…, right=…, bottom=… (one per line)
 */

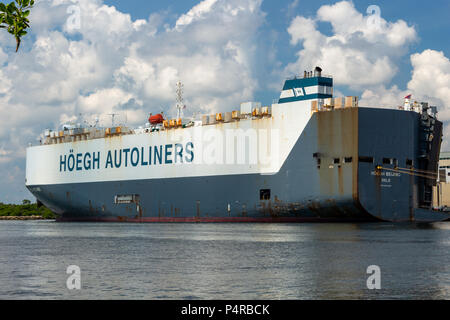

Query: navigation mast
left=107, top=113, right=120, bottom=127
left=176, top=81, right=185, bottom=119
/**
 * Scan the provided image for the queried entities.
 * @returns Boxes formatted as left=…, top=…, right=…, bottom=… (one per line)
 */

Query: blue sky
left=0, top=0, right=449, bottom=203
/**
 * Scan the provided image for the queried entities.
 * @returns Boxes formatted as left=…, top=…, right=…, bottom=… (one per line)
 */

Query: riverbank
left=0, top=215, right=54, bottom=220
left=0, top=201, right=56, bottom=219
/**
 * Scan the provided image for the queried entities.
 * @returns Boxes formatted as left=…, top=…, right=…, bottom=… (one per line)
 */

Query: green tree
left=22, top=199, right=31, bottom=204
left=0, top=0, right=34, bottom=52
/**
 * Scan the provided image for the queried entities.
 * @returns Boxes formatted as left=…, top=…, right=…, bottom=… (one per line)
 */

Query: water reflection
left=0, top=221, right=448, bottom=299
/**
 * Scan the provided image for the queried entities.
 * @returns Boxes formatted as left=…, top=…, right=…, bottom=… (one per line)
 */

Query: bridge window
left=359, top=156, right=373, bottom=163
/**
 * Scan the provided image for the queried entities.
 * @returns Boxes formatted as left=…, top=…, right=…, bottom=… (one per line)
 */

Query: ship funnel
left=314, top=66, right=322, bottom=77
left=278, top=67, right=332, bottom=104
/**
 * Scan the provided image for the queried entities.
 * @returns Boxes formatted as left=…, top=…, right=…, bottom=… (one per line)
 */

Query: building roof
left=440, top=151, right=450, bottom=159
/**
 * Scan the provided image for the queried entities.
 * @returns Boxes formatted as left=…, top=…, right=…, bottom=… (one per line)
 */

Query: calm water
left=0, top=220, right=449, bottom=299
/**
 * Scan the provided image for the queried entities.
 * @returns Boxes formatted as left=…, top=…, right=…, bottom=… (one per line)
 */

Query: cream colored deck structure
left=433, top=151, right=450, bottom=208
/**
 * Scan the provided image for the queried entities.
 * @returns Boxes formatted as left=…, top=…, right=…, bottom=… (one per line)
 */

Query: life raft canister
left=149, top=113, right=164, bottom=124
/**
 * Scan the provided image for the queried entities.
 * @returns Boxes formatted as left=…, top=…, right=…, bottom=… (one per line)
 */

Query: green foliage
left=0, top=0, right=35, bottom=52
left=0, top=201, right=56, bottom=218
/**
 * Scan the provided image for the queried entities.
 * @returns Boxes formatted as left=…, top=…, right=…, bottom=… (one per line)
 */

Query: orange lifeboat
left=149, top=113, right=164, bottom=125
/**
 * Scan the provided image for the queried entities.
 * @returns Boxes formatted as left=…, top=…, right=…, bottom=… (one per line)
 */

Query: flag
left=404, top=94, right=411, bottom=99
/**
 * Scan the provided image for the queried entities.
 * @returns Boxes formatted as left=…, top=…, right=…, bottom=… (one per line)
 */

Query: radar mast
left=176, top=81, right=185, bottom=119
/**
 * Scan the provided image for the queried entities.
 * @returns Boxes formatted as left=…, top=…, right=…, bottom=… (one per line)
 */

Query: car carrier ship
left=25, top=67, right=449, bottom=222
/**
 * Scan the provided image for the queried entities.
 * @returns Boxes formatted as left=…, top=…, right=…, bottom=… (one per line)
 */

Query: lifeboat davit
left=149, top=113, right=164, bottom=125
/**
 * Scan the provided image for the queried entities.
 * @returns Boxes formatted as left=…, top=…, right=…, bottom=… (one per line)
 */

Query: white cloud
left=360, top=85, right=406, bottom=109
left=408, top=50, right=450, bottom=120
left=77, top=88, right=138, bottom=113
left=0, top=48, right=7, bottom=66
left=0, top=0, right=266, bottom=202
left=387, top=20, right=417, bottom=47
left=407, top=50, right=450, bottom=149
left=175, top=0, right=218, bottom=29
left=285, top=1, right=450, bottom=151
left=286, top=1, right=417, bottom=88
left=0, top=148, right=13, bottom=163
left=359, top=49, right=450, bottom=149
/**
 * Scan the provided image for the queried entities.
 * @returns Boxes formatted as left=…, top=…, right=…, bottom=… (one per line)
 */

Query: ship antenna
left=78, top=112, right=89, bottom=128
left=107, top=113, right=119, bottom=127
left=94, top=116, right=99, bottom=127
left=176, top=81, right=185, bottom=119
